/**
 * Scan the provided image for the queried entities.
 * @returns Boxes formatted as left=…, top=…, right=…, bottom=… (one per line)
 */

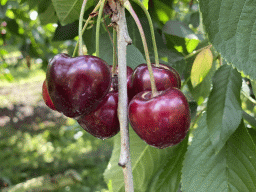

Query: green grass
left=0, top=61, right=46, bottom=87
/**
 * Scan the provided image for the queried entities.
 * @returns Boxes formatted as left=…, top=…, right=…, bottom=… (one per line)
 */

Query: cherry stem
left=78, top=0, right=88, bottom=56
left=73, top=1, right=102, bottom=57
left=124, top=1, right=158, bottom=97
left=115, top=1, right=134, bottom=191
left=184, top=44, right=212, bottom=60
left=112, top=28, right=117, bottom=75
left=131, top=0, right=159, bottom=66
left=96, top=0, right=106, bottom=58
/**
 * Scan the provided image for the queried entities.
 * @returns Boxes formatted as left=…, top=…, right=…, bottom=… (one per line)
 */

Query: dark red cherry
left=46, top=53, right=111, bottom=118
left=77, top=90, right=119, bottom=139
left=128, top=88, right=190, bottom=148
left=42, top=80, right=56, bottom=110
left=130, top=63, right=181, bottom=100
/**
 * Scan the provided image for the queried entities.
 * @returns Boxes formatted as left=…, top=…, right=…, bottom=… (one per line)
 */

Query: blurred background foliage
left=0, top=0, right=255, bottom=191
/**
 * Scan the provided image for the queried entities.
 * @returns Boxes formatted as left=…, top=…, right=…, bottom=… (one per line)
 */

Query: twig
left=131, top=0, right=159, bottom=66
left=124, top=1, right=158, bottom=97
left=184, top=44, right=212, bottom=60
left=115, top=1, right=134, bottom=191
left=96, top=0, right=106, bottom=57
left=73, top=1, right=102, bottom=57
left=78, top=0, right=88, bottom=56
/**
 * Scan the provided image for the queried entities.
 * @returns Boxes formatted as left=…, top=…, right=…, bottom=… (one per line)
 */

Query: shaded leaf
left=243, top=111, right=256, bottom=130
left=199, top=0, right=256, bottom=80
left=38, top=3, right=58, bottom=25
left=127, top=44, right=146, bottom=69
left=181, top=113, right=256, bottom=192
left=148, top=137, right=188, bottom=192
left=251, top=80, right=256, bottom=98
left=190, top=12, right=200, bottom=28
left=191, top=48, right=213, bottom=87
left=104, top=127, right=180, bottom=192
left=207, top=64, right=242, bottom=153
left=52, top=21, right=79, bottom=41
left=6, top=18, right=20, bottom=36
left=163, top=20, right=198, bottom=40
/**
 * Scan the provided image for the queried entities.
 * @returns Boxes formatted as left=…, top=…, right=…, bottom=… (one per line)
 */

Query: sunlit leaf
left=191, top=48, right=213, bottom=87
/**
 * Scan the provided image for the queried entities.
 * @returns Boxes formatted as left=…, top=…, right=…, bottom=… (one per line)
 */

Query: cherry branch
left=114, top=1, right=134, bottom=191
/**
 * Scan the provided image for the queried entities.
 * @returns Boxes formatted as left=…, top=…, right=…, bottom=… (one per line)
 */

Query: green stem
left=180, top=76, right=191, bottom=90
left=73, top=1, right=102, bottom=57
left=124, top=1, right=158, bottom=97
left=78, top=0, right=88, bottom=56
left=112, top=29, right=117, bottom=75
left=131, top=0, right=159, bottom=66
left=184, top=44, right=212, bottom=60
left=242, top=90, right=256, bottom=104
left=96, top=0, right=106, bottom=57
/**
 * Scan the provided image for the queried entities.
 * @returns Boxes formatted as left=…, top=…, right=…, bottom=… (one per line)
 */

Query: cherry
left=128, top=88, right=190, bottom=148
left=76, top=66, right=133, bottom=139
left=77, top=90, right=119, bottom=139
left=130, top=63, right=181, bottom=100
left=42, top=80, right=56, bottom=110
left=46, top=53, right=111, bottom=118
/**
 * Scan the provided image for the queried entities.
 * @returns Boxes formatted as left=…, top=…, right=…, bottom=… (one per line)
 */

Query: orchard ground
left=0, top=63, right=113, bottom=191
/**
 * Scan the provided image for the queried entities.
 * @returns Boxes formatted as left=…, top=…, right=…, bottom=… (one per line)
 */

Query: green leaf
left=52, top=0, right=94, bottom=25
left=248, top=128, right=256, bottom=144
left=127, top=44, right=146, bottom=69
left=243, top=111, right=256, bottom=130
left=186, top=55, right=216, bottom=105
left=251, top=80, right=256, bottom=98
left=96, top=29, right=146, bottom=68
left=207, top=64, right=242, bottom=153
left=191, top=48, right=213, bottom=87
left=199, top=0, right=256, bottom=80
left=186, top=38, right=200, bottom=53
left=163, top=20, right=198, bottom=40
left=104, top=127, right=181, bottom=192
left=38, top=3, right=58, bottom=25
left=148, top=137, right=188, bottom=192
left=52, top=21, right=79, bottom=41
left=150, top=0, right=173, bottom=24
left=181, top=113, right=256, bottom=192
left=20, top=0, right=39, bottom=9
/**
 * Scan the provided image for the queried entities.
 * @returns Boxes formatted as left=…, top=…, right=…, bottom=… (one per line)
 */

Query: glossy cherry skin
left=128, top=88, right=190, bottom=148
left=42, top=80, right=56, bottom=110
left=77, top=90, right=119, bottom=139
left=130, top=63, right=181, bottom=100
left=46, top=53, right=111, bottom=118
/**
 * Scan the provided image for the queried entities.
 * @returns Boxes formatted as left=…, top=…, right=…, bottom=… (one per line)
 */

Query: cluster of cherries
left=42, top=53, right=190, bottom=148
